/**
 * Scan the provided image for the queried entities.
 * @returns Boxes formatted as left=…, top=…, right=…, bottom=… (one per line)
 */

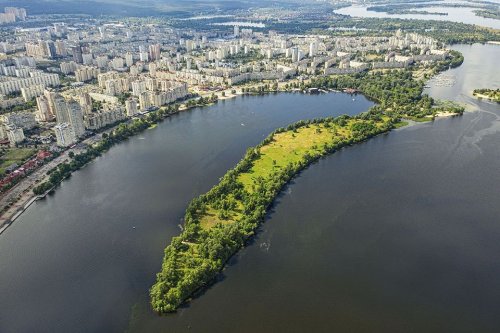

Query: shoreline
left=472, top=92, right=500, bottom=103
left=151, top=115, right=395, bottom=312
left=0, top=88, right=310, bottom=235
left=0, top=53, right=465, bottom=235
left=0, top=193, right=44, bottom=236
left=0, top=86, right=461, bottom=236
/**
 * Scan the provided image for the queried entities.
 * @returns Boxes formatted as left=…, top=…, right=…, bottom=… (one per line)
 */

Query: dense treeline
left=306, top=70, right=463, bottom=119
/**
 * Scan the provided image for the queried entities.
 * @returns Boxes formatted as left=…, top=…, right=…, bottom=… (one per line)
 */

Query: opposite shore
left=0, top=85, right=359, bottom=234
left=0, top=53, right=465, bottom=235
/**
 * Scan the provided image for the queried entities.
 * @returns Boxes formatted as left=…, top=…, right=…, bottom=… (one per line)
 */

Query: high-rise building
left=96, top=55, right=109, bottom=69
left=149, top=44, right=161, bottom=61
left=139, top=52, right=149, bottom=62
left=82, top=53, right=93, bottom=65
left=53, top=95, right=69, bottom=124
left=309, top=42, right=317, bottom=57
left=44, top=41, right=57, bottom=58
left=55, top=40, right=67, bottom=56
left=72, top=45, right=83, bottom=64
left=60, top=61, right=78, bottom=75
left=79, top=93, right=92, bottom=114
left=6, top=126, right=25, bottom=147
left=67, top=100, right=85, bottom=138
left=112, top=57, right=124, bottom=70
left=5, top=7, right=27, bottom=21
left=36, top=95, right=53, bottom=122
left=125, top=53, right=133, bottom=67
left=0, top=112, right=36, bottom=130
left=185, top=40, right=195, bottom=52
left=149, top=63, right=157, bottom=77
left=43, top=90, right=57, bottom=119
left=125, top=99, right=138, bottom=117
left=54, top=123, right=76, bottom=147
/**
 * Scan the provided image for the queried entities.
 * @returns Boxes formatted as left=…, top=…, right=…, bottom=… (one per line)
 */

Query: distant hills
left=0, top=0, right=307, bottom=17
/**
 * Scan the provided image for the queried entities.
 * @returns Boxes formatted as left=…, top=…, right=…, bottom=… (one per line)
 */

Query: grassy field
left=0, top=148, right=36, bottom=176
left=199, top=118, right=387, bottom=229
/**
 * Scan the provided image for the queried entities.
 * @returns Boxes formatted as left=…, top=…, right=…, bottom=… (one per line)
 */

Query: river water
left=335, top=2, right=500, bottom=30
left=0, top=44, right=499, bottom=332
left=0, top=93, right=372, bottom=333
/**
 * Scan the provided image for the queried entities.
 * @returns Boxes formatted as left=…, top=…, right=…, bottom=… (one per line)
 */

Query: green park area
left=150, top=115, right=393, bottom=313
left=0, top=148, right=36, bottom=176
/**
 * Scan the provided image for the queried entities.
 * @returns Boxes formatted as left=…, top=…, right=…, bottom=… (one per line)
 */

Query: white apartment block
left=67, top=101, right=85, bottom=138
left=125, top=99, right=138, bottom=116
left=36, top=95, right=53, bottom=122
left=0, top=73, right=60, bottom=95
left=54, top=123, right=76, bottom=147
left=21, top=84, right=44, bottom=102
left=75, top=66, right=99, bottom=82
left=0, top=112, right=36, bottom=130
left=6, top=127, right=25, bottom=147
left=60, top=61, right=78, bottom=75
left=84, top=106, right=125, bottom=130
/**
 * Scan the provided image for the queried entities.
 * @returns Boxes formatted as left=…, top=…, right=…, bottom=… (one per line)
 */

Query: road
left=0, top=149, right=73, bottom=233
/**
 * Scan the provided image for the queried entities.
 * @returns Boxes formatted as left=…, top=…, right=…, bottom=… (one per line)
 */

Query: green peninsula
left=150, top=55, right=465, bottom=312
left=150, top=114, right=393, bottom=313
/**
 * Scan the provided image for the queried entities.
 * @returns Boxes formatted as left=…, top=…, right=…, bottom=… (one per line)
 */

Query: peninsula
left=150, top=114, right=394, bottom=313
left=150, top=59, right=465, bottom=312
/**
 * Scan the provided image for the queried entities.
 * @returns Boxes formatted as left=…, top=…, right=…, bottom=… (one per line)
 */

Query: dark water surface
left=0, top=93, right=371, bottom=333
left=0, top=44, right=499, bottom=333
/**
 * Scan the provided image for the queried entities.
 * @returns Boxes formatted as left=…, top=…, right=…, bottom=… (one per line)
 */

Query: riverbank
left=0, top=88, right=322, bottom=234
left=0, top=95, right=215, bottom=234
left=0, top=150, right=74, bottom=234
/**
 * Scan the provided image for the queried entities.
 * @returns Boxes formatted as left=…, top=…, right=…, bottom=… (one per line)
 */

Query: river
left=335, top=2, right=500, bottom=30
left=0, top=93, right=372, bottom=333
left=0, top=44, right=498, bottom=332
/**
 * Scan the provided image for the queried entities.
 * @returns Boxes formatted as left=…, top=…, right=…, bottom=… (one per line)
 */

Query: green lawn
left=199, top=118, right=388, bottom=229
left=0, top=148, right=36, bottom=175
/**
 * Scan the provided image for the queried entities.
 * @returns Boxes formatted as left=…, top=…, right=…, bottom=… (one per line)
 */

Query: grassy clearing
left=199, top=118, right=388, bottom=230
left=0, top=148, right=36, bottom=175
left=393, top=121, right=409, bottom=128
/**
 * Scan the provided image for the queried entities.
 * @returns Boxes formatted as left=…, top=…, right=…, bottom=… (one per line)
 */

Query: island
left=474, top=9, right=500, bottom=21
left=472, top=88, right=500, bottom=103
